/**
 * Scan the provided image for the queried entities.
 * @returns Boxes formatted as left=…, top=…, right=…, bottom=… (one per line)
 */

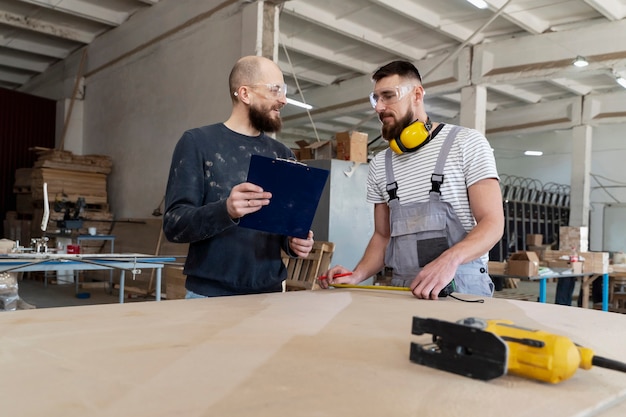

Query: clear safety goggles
left=249, top=83, right=288, bottom=98
left=369, top=84, right=416, bottom=108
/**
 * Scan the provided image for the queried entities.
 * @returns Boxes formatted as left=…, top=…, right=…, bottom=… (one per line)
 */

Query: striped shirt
left=366, top=124, right=499, bottom=233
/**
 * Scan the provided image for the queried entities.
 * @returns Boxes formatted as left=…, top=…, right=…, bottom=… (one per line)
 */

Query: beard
left=381, top=110, right=414, bottom=141
left=249, top=103, right=282, bottom=133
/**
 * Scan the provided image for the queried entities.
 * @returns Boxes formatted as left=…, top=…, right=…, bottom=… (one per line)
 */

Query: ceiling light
left=524, top=150, right=543, bottom=156
left=616, top=75, right=626, bottom=89
left=466, top=0, right=488, bottom=9
left=287, top=97, right=313, bottom=110
left=572, top=56, right=589, bottom=68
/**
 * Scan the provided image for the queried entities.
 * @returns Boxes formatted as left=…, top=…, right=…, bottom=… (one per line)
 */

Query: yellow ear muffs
left=389, top=118, right=433, bottom=154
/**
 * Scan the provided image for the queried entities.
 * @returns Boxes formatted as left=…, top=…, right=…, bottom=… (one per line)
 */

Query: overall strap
left=430, top=125, right=462, bottom=196
left=384, top=148, right=398, bottom=201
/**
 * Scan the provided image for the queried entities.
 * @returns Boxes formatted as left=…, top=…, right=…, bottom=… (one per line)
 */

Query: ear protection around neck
left=389, top=118, right=433, bottom=155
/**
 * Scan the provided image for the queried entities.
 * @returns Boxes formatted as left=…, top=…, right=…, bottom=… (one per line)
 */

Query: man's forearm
left=352, top=232, right=389, bottom=283
left=442, top=214, right=504, bottom=267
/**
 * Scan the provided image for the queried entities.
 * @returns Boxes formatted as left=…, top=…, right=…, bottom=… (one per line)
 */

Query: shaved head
left=229, top=56, right=276, bottom=102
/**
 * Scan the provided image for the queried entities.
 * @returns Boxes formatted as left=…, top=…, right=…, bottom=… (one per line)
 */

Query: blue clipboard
left=239, top=155, right=329, bottom=238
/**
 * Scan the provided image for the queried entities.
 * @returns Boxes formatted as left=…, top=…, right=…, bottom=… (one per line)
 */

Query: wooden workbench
left=1, top=289, right=625, bottom=416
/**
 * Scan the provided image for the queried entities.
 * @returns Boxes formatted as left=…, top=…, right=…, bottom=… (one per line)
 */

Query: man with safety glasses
left=321, top=60, right=504, bottom=299
left=163, top=55, right=314, bottom=297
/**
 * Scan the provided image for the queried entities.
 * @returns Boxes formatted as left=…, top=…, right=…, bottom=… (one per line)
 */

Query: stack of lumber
left=15, top=149, right=115, bottom=242
left=30, top=149, right=111, bottom=205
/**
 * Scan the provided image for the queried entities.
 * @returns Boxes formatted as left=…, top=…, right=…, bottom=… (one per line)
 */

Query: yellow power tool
left=410, top=317, right=626, bottom=384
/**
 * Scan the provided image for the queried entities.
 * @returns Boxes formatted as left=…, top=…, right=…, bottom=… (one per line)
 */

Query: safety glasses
left=369, top=84, right=416, bottom=108
left=248, top=83, right=288, bottom=98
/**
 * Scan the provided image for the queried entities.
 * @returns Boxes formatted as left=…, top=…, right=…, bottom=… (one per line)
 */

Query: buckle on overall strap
left=387, top=181, right=399, bottom=201
left=430, top=174, right=444, bottom=194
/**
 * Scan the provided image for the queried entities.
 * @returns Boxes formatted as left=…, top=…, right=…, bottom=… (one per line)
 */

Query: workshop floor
left=15, top=276, right=154, bottom=309
left=11, top=276, right=582, bottom=310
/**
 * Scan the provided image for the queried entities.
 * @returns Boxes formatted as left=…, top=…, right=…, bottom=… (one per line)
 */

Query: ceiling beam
left=485, top=0, right=551, bottom=34
left=549, top=78, right=593, bottom=95
left=278, top=60, right=336, bottom=86
left=439, top=93, right=499, bottom=111
left=13, top=0, right=127, bottom=26
left=584, top=0, right=626, bottom=20
left=487, top=97, right=582, bottom=137
left=0, top=68, right=33, bottom=84
left=369, top=0, right=480, bottom=43
left=0, top=10, right=94, bottom=43
left=472, top=19, right=626, bottom=83
left=0, top=53, right=50, bottom=72
left=487, top=84, right=543, bottom=104
left=280, top=34, right=378, bottom=75
left=281, top=1, right=428, bottom=61
left=425, top=103, right=459, bottom=119
left=583, top=89, right=626, bottom=124
left=0, top=35, right=70, bottom=58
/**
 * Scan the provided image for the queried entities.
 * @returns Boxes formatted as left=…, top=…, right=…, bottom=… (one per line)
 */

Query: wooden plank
left=31, top=168, right=108, bottom=204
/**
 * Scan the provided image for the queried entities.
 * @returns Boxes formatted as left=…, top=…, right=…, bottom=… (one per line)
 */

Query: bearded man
left=320, top=60, right=504, bottom=299
left=163, top=55, right=314, bottom=297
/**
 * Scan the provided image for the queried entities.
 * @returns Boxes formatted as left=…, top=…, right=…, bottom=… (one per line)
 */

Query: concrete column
left=569, top=125, right=592, bottom=227
left=460, top=85, right=487, bottom=135
left=241, top=1, right=281, bottom=61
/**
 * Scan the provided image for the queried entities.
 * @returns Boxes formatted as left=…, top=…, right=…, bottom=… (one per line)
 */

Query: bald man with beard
left=163, top=56, right=314, bottom=298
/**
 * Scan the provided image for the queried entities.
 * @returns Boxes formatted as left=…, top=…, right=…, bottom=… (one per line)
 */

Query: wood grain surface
left=1, top=289, right=625, bottom=417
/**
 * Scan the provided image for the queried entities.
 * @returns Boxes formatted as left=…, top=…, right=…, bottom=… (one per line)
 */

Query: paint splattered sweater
left=163, top=123, right=295, bottom=296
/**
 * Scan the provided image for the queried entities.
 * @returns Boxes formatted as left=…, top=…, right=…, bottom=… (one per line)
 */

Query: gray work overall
left=384, top=126, right=494, bottom=296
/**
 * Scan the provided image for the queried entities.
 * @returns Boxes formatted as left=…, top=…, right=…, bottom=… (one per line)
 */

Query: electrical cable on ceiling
left=280, top=36, right=321, bottom=142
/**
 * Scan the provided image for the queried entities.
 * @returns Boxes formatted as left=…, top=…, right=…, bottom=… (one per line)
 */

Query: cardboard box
left=307, top=140, right=333, bottom=160
left=294, top=140, right=312, bottom=161
left=580, top=251, right=609, bottom=274
left=507, top=251, right=540, bottom=277
left=559, top=226, right=588, bottom=252
left=526, top=234, right=543, bottom=246
left=335, top=131, right=368, bottom=163
left=487, top=261, right=507, bottom=275
left=543, top=250, right=571, bottom=263
left=547, top=260, right=570, bottom=269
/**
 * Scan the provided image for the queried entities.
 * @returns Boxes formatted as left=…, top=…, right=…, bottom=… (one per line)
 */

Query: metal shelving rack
left=490, top=175, right=570, bottom=262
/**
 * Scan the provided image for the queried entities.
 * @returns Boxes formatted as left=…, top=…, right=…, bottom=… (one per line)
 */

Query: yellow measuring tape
left=330, top=284, right=410, bottom=292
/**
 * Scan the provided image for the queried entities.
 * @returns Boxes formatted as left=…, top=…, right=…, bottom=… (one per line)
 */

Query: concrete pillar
left=460, top=85, right=487, bottom=135
left=241, top=1, right=281, bottom=61
left=569, top=125, right=592, bottom=227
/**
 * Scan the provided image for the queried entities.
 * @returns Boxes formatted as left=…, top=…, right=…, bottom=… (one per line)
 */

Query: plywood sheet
left=0, top=290, right=625, bottom=416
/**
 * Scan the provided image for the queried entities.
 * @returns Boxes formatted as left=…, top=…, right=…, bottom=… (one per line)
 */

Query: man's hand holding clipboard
left=236, top=155, right=329, bottom=239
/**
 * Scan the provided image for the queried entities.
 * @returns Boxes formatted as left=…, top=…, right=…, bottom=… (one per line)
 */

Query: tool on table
left=331, top=284, right=411, bottom=292
left=325, top=276, right=457, bottom=299
left=409, top=317, right=626, bottom=384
